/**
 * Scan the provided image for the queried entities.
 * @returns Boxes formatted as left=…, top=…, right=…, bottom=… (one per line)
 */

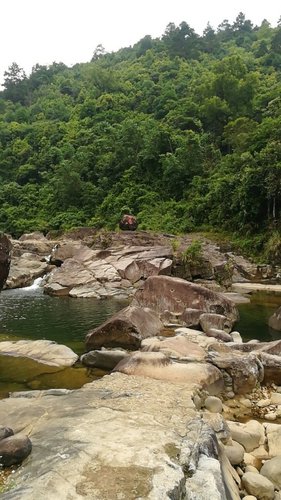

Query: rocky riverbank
left=1, top=230, right=281, bottom=499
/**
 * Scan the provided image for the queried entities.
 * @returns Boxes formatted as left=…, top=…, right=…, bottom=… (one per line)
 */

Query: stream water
left=0, top=284, right=127, bottom=397
left=0, top=285, right=280, bottom=397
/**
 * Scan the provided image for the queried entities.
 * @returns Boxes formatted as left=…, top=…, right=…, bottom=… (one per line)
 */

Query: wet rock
left=0, top=434, right=32, bottom=467
left=86, top=305, right=163, bottom=350
left=80, top=349, right=129, bottom=370
left=133, top=275, right=239, bottom=328
left=5, top=252, right=50, bottom=289
left=242, top=472, right=275, bottom=500
left=260, top=455, right=281, bottom=490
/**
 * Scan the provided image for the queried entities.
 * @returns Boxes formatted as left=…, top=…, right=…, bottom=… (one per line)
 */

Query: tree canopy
left=0, top=13, right=281, bottom=253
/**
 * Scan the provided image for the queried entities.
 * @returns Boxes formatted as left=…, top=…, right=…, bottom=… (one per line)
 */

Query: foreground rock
left=0, top=434, right=32, bottom=467
left=133, top=275, right=239, bottom=328
left=86, top=305, right=163, bottom=350
left=0, top=340, right=78, bottom=367
left=0, top=373, right=238, bottom=500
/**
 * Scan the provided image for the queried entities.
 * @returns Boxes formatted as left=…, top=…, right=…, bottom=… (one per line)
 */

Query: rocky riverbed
left=1, top=230, right=281, bottom=499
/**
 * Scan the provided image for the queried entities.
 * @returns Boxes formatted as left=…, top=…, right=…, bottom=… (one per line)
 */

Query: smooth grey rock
left=227, top=420, right=265, bottom=453
left=204, top=396, right=223, bottom=413
left=264, top=423, right=281, bottom=458
left=261, top=455, right=281, bottom=490
left=242, top=472, right=275, bottom=500
left=224, top=440, right=245, bottom=465
left=0, top=339, right=78, bottom=367
left=80, top=349, right=129, bottom=370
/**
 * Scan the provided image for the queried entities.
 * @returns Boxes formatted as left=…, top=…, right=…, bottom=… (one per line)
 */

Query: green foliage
left=264, top=231, right=281, bottom=264
left=181, top=240, right=203, bottom=266
left=0, top=14, right=280, bottom=257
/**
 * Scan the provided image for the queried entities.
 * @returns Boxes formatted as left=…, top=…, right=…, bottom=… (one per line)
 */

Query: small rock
left=231, top=331, right=243, bottom=344
left=0, top=434, right=32, bottom=467
left=242, top=496, right=257, bottom=500
left=244, top=452, right=262, bottom=470
left=226, top=391, right=235, bottom=399
left=264, top=413, right=277, bottom=421
left=245, top=465, right=259, bottom=474
left=260, top=455, right=281, bottom=490
left=240, top=398, right=252, bottom=409
left=257, top=399, right=271, bottom=408
left=227, top=420, right=265, bottom=453
left=242, top=472, right=275, bottom=500
left=224, top=440, right=245, bottom=465
left=204, top=395, right=223, bottom=413
left=270, top=393, right=281, bottom=405
left=237, top=466, right=244, bottom=476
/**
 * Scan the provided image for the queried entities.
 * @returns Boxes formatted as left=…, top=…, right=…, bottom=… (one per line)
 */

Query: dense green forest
left=0, top=13, right=281, bottom=254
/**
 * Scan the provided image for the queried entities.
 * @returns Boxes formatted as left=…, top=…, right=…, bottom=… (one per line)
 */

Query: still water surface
left=0, top=286, right=127, bottom=396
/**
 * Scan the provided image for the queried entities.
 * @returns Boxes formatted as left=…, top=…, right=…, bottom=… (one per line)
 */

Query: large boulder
left=85, top=305, right=163, bottom=350
left=119, top=214, right=138, bottom=231
left=114, top=351, right=223, bottom=392
left=207, top=344, right=264, bottom=394
left=5, top=252, right=50, bottom=289
left=133, top=276, right=239, bottom=328
left=0, top=233, right=12, bottom=290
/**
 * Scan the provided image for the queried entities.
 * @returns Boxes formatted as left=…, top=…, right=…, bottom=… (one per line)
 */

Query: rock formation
left=0, top=233, right=12, bottom=290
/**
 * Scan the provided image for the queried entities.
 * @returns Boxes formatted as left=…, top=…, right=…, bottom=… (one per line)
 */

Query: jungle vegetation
left=0, top=13, right=281, bottom=255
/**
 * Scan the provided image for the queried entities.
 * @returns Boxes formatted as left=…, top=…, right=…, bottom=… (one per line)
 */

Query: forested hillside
left=0, top=13, right=281, bottom=253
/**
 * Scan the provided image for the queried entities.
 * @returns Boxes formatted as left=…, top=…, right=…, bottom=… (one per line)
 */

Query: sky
left=1, top=0, right=280, bottom=85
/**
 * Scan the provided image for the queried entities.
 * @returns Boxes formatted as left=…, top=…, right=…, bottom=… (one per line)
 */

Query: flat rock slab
left=0, top=340, right=78, bottom=367
left=232, top=283, right=281, bottom=294
left=0, top=373, right=198, bottom=499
